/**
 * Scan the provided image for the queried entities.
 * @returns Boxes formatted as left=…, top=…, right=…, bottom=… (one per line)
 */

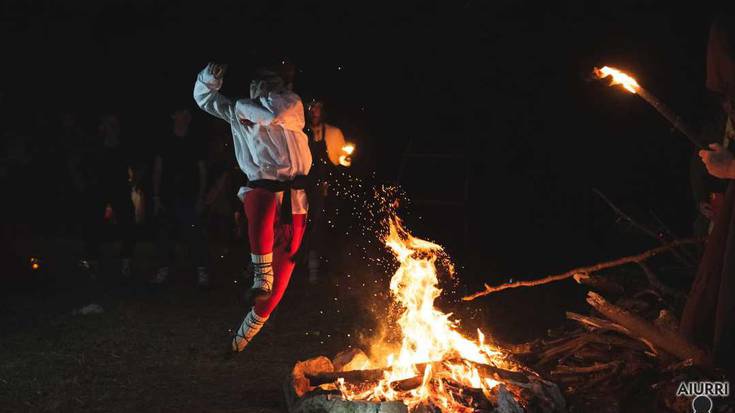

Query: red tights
left=244, top=188, right=306, bottom=318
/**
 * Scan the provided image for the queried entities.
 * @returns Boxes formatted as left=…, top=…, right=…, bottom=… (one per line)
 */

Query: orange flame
left=337, top=217, right=515, bottom=410
left=339, top=143, right=355, bottom=167
left=594, top=66, right=640, bottom=94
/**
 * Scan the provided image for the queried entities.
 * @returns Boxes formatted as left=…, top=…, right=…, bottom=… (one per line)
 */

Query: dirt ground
left=0, top=237, right=374, bottom=413
left=0, top=230, right=567, bottom=413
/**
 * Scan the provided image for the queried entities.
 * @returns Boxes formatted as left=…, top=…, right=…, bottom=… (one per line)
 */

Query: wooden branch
left=637, top=262, right=686, bottom=301
left=464, top=360, right=530, bottom=384
left=565, top=312, right=630, bottom=336
left=584, top=333, right=649, bottom=351
left=593, top=189, right=661, bottom=240
left=585, top=292, right=710, bottom=365
left=574, top=273, right=624, bottom=295
left=551, top=361, right=621, bottom=375
left=537, top=334, right=594, bottom=365
left=594, top=189, right=693, bottom=266
left=462, top=238, right=703, bottom=301
left=650, top=210, right=697, bottom=265
left=636, top=87, right=705, bottom=149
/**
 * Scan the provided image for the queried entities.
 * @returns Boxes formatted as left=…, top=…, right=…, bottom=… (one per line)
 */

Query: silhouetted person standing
left=150, top=107, right=210, bottom=287
left=79, top=113, right=137, bottom=278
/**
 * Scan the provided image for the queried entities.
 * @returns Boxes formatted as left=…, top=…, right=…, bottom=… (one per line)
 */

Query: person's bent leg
left=232, top=188, right=278, bottom=352
left=254, top=213, right=307, bottom=318
left=244, top=189, right=278, bottom=301
left=231, top=307, right=269, bottom=352
left=233, top=213, right=306, bottom=352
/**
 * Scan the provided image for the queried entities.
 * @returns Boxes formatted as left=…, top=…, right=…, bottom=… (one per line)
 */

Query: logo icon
left=676, top=381, right=729, bottom=412
left=692, top=395, right=713, bottom=413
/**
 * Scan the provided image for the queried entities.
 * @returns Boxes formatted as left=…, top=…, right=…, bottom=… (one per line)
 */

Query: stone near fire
left=288, top=395, right=408, bottom=413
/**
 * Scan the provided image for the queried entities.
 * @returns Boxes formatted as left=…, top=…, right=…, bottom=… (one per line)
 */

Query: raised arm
left=193, top=63, right=236, bottom=123
left=235, top=92, right=305, bottom=132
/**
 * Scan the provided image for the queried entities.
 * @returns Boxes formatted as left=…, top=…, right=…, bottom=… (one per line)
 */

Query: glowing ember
left=336, top=216, right=516, bottom=411
left=594, top=66, right=640, bottom=94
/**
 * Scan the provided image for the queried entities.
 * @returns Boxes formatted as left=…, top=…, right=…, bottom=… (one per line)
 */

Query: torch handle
left=636, top=88, right=705, bottom=150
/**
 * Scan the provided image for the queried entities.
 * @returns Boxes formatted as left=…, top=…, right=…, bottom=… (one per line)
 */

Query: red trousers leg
left=254, top=213, right=306, bottom=317
left=244, top=188, right=277, bottom=255
left=244, top=188, right=307, bottom=318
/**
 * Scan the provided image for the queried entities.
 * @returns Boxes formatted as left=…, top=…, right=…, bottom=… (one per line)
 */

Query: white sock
left=232, top=309, right=268, bottom=352
left=251, top=253, right=273, bottom=293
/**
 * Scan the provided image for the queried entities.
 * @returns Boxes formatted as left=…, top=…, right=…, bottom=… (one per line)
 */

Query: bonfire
left=284, top=216, right=565, bottom=413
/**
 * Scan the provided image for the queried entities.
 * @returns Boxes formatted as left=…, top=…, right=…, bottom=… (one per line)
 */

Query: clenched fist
left=208, top=62, right=227, bottom=79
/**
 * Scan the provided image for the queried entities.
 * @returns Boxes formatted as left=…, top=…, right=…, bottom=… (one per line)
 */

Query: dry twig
left=463, top=238, right=703, bottom=300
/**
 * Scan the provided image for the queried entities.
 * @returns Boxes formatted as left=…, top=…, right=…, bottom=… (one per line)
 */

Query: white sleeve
left=235, top=99, right=277, bottom=125
left=193, top=65, right=236, bottom=123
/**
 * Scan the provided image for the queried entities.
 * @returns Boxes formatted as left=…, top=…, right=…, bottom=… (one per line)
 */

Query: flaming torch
left=339, top=143, right=355, bottom=167
left=593, top=66, right=704, bottom=149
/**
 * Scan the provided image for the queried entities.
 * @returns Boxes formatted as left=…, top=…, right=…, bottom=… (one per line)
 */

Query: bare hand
left=208, top=62, right=227, bottom=79
left=699, top=143, right=735, bottom=179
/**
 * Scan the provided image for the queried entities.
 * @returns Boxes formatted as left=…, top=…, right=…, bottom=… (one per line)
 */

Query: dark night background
left=1, top=0, right=715, bottom=276
left=0, top=1, right=726, bottom=411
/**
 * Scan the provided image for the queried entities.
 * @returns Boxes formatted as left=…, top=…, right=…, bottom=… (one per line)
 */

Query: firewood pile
left=458, top=192, right=735, bottom=412
left=502, top=267, right=727, bottom=413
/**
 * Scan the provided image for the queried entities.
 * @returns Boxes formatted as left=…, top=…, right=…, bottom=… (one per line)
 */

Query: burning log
left=585, top=292, right=710, bottom=366
left=332, top=348, right=370, bottom=372
left=287, top=354, right=566, bottom=413
left=306, top=359, right=532, bottom=388
left=389, top=375, right=424, bottom=392
left=305, top=368, right=386, bottom=386
left=441, top=379, right=493, bottom=411
left=462, top=360, right=531, bottom=385
left=463, top=238, right=703, bottom=300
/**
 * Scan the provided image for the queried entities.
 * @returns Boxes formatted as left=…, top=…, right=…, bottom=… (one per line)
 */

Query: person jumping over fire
left=193, top=61, right=311, bottom=352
